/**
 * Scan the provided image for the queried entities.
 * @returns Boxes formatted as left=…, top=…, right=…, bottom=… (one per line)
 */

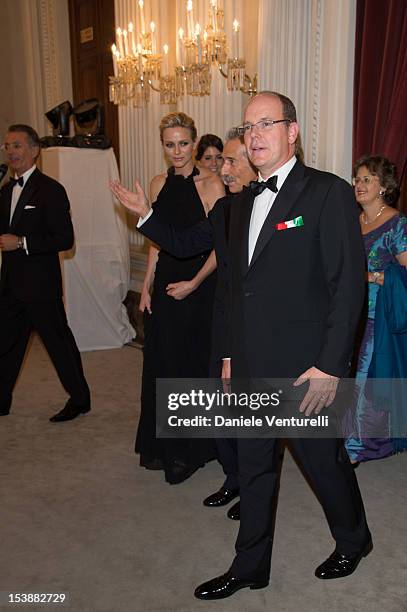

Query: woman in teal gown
left=345, top=155, right=407, bottom=462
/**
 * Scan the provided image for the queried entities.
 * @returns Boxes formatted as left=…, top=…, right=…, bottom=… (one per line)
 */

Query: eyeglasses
left=237, top=119, right=291, bottom=136
left=352, top=175, right=378, bottom=186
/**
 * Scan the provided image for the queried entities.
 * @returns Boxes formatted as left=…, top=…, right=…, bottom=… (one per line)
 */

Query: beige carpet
left=1, top=336, right=406, bottom=612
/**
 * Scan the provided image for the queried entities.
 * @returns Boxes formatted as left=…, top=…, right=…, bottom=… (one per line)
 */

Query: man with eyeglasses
left=0, top=124, right=90, bottom=422
left=111, top=91, right=372, bottom=599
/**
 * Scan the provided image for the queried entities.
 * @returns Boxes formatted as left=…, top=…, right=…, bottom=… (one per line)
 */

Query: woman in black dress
left=137, top=112, right=225, bottom=483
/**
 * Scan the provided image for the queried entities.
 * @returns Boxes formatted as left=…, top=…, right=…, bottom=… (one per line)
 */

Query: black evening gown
left=136, top=167, right=217, bottom=483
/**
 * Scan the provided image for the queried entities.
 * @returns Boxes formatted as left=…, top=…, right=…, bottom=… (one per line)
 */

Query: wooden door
left=68, top=0, right=119, bottom=162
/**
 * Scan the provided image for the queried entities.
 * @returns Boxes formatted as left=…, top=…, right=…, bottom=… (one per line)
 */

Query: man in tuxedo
left=111, top=91, right=372, bottom=598
left=0, top=124, right=90, bottom=422
left=203, top=129, right=257, bottom=519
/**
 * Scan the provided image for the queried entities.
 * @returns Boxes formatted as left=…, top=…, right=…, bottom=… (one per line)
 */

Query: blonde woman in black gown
left=137, top=112, right=225, bottom=483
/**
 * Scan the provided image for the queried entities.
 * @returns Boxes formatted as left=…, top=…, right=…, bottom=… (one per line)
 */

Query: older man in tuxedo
left=202, top=129, right=257, bottom=518
left=111, top=92, right=372, bottom=599
left=0, top=124, right=90, bottom=421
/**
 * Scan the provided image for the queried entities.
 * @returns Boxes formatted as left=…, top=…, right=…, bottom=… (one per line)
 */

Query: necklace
left=362, top=205, right=386, bottom=225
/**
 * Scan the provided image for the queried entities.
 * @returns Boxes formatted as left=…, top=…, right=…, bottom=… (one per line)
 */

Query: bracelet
left=372, top=271, right=380, bottom=283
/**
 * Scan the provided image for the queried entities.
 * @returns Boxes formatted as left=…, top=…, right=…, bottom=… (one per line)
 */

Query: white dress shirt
left=9, top=165, right=36, bottom=223
left=248, top=156, right=297, bottom=264
left=9, top=165, right=36, bottom=252
left=137, top=207, right=153, bottom=227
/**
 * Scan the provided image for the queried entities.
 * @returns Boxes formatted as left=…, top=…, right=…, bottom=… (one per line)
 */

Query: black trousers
left=0, top=292, right=90, bottom=412
left=209, top=360, right=240, bottom=490
left=229, top=436, right=371, bottom=581
left=216, top=438, right=239, bottom=490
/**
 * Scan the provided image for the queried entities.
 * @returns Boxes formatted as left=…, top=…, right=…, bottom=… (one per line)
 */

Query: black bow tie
left=10, top=176, right=24, bottom=188
left=249, top=175, right=278, bottom=196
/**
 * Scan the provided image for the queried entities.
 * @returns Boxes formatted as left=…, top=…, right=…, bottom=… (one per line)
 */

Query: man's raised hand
left=109, top=179, right=151, bottom=218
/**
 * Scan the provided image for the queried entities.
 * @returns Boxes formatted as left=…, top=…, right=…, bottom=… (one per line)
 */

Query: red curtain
left=353, top=0, right=407, bottom=186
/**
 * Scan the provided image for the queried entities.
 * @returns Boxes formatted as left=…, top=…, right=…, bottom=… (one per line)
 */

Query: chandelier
left=109, top=0, right=257, bottom=108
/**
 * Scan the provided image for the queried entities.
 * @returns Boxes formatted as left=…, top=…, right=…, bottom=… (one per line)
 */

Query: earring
left=379, top=190, right=385, bottom=196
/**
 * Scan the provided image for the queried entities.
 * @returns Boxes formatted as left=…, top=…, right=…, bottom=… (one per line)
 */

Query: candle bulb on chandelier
left=122, top=29, right=129, bottom=56
left=211, top=0, right=218, bottom=33
left=116, top=27, right=124, bottom=57
left=150, top=21, right=156, bottom=54
left=111, top=44, right=118, bottom=76
left=232, top=19, right=240, bottom=58
left=137, top=43, right=143, bottom=73
left=138, top=0, right=145, bottom=34
left=203, top=30, right=208, bottom=62
left=187, top=0, right=194, bottom=39
left=195, top=23, right=202, bottom=63
left=178, top=28, right=184, bottom=66
left=128, top=22, right=136, bottom=56
left=163, top=44, right=169, bottom=75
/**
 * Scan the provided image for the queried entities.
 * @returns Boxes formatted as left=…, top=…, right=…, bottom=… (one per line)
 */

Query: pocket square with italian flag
left=275, top=215, right=304, bottom=230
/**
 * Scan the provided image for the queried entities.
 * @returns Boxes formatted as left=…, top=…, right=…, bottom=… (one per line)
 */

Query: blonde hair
left=159, top=112, right=197, bottom=142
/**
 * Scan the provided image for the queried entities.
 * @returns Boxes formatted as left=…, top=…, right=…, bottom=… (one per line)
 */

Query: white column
left=305, top=0, right=356, bottom=179
left=38, top=0, right=74, bottom=125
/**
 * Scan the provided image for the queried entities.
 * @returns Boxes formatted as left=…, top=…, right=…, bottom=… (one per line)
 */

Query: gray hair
left=225, top=127, right=242, bottom=142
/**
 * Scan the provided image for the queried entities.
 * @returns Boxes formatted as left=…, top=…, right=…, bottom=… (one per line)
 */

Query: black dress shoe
left=194, top=571, right=268, bottom=600
left=315, top=540, right=373, bottom=579
left=0, top=408, right=10, bottom=416
left=203, top=487, right=239, bottom=507
left=49, top=400, right=91, bottom=423
left=227, top=501, right=240, bottom=520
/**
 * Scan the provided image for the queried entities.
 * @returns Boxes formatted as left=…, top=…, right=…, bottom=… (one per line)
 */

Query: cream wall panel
left=257, top=0, right=311, bottom=147
left=257, top=0, right=355, bottom=180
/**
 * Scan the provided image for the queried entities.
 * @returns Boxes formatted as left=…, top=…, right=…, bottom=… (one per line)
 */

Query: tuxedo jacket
left=0, top=168, right=74, bottom=301
left=207, top=196, right=232, bottom=372
left=139, top=161, right=366, bottom=379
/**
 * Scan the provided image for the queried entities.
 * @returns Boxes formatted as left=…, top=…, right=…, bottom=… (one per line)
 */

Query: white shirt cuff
left=136, top=208, right=153, bottom=228
left=222, top=357, right=231, bottom=361
left=23, top=236, right=29, bottom=254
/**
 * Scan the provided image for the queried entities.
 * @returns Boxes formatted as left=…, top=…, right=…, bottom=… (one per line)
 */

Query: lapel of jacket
left=0, top=182, right=14, bottom=231
left=9, top=168, right=41, bottom=231
left=236, top=186, right=256, bottom=276
left=247, top=161, right=309, bottom=273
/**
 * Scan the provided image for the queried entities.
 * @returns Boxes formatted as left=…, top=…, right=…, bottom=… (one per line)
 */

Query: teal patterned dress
left=345, top=214, right=407, bottom=461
